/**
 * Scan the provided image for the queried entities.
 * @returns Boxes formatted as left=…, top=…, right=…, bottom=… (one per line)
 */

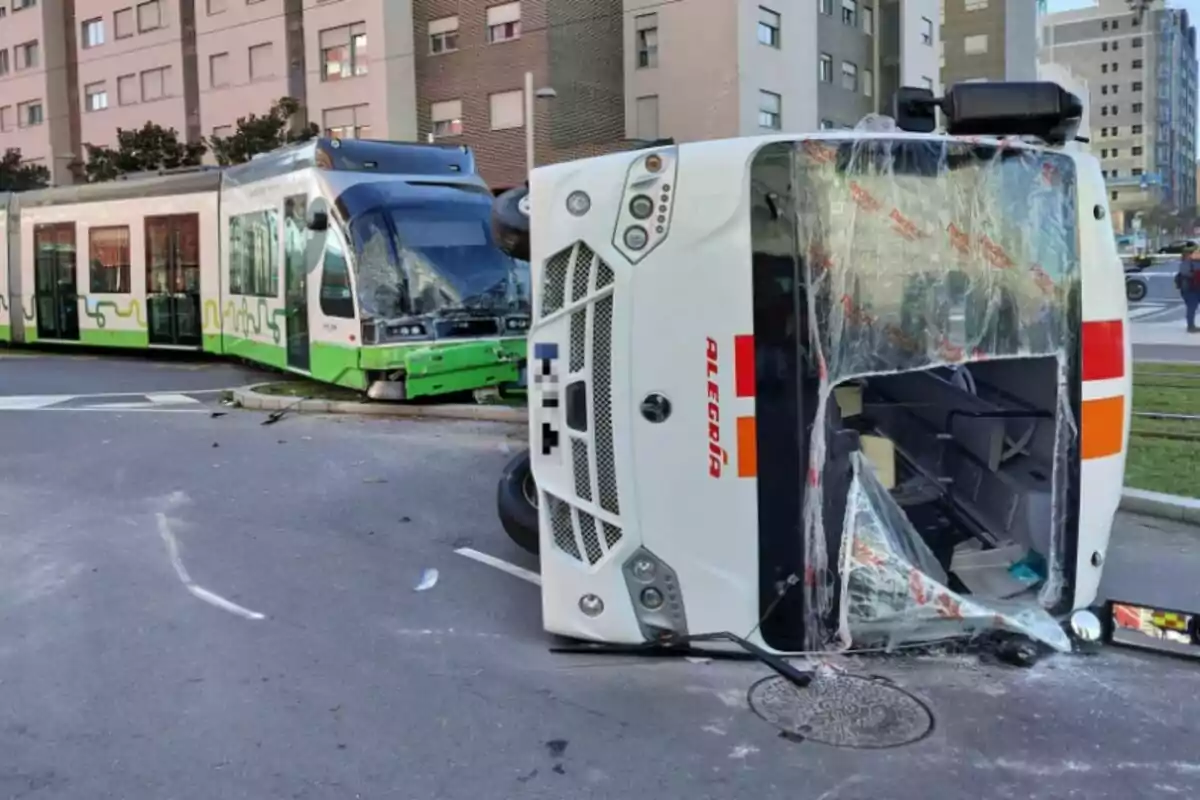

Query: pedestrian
left=1177, top=249, right=1200, bottom=333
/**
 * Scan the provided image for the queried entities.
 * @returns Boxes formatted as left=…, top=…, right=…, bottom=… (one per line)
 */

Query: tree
left=77, top=122, right=206, bottom=183
left=0, top=148, right=51, bottom=191
left=207, top=97, right=320, bottom=167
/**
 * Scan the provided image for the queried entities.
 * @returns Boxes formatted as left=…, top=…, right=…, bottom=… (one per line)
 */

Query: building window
left=841, top=60, right=858, bottom=92
left=0, top=107, right=10, bottom=132
left=842, top=0, right=856, bottom=27
left=819, top=52, right=833, bottom=82
left=82, top=18, right=105, bottom=48
left=320, top=23, right=368, bottom=80
left=964, top=34, right=987, bottom=55
left=1112, top=105, right=1119, bottom=114
left=1101, top=106, right=1108, bottom=116
left=323, top=104, right=371, bottom=139
left=431, top=99, right=463, bottom=138
left=636, top=14, right=658, bottom=68
left=486, top=2, right=521, bottom=44
left=821, top=0, right=832, bottom=14
left=89, top=227, right=131, bottom=294
left=18, top=100, right=43, bottom=127
left=1133, top=36, right=1143, bottom=48
left=207, top=0, right=226, bottom=13
left=1133, top=102, right=1143, bottom=113
left=1101, top=148, right=1108, bottom=157
left=115, top=8, right=134, bottom=38
left=1133, top=146, right=1143, bottom=155
left=15, top=41, right=39, bottom=71
left=140, top=66, right=169, bottom=101
left=1101, top=64, right=1108, bottom=74
left=862, top=5, right=873, bottom=34
left=1112, top=19, right=1118, bottom=29
left=1132, top=81, right=1142, bottom=91
left=636, top=95, right=659, bottom=141
left=1102, top=41, right=1108, bottom=52
left=758, top=90, right=781, bottom=129
left=137, top=0, right=162, bottom=32
left=1112, top=148, right=1119, bottom=156
left=863, top=68, right=874, bottom=97
left=489, top=89, right=524, bottom=130
left=921, top=16, right=933, bottom=45
left=1111, top=62, right=1118, bottom=71
left=1133, top=168, right=1143, bottom=176
left=0, top=51, right=8, bottom=76
left=1132, top=59, right=1142, bottom=69
left=1133, top=124, right=1143, bottom=133
left=1101, top=20, right=1109, bottom=31
left=1112, top=40, right=1119, bottom=51
left=212, top=125, right=233, bottom=138
left=249, top=42, right=274, bottom=80
left=209, top=52, right=229, bottom=87
left=228, top=210, right=280, bottom=298
left=429, top=16, right=459, bottom=54
left=118, top=74, right=137, bottom=104
left=85, top=82, right=108, bottom=111
left=1111, top=191, right=1118, bottom=200
left=12, top=0, right=35, bottom=10
left=758, top=7, right=780, bottom=47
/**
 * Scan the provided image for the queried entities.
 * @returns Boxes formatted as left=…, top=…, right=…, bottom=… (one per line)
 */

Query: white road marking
left=454, top=547, right=541, bottom=586
left=0, top=395, right=65, bottom=410
left=156, top=513, right=266, bottom=621
left=1128, top=304, right=1169, bottom=320
left=146, top=393, right=202, bottom=405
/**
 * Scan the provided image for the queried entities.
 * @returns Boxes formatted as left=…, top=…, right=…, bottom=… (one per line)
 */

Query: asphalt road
left=2, top=352, right=1200, bottom=800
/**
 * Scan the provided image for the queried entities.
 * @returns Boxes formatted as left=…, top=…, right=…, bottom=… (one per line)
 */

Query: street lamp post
left=524, top=71, right=557, bottom=177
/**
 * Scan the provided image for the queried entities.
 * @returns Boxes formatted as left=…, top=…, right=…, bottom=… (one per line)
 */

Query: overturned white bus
left=495, top=82, right=1132, bottom=655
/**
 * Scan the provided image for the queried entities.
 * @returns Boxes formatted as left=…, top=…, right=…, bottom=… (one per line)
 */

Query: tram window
left=88, top=226, right=131, bottom=294
left=228, top=209, right=280, bottom=297
left=320, top=230, right=355, bottom=319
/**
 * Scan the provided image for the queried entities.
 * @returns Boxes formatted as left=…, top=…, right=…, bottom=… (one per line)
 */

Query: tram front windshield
left=347, top=188, right=530, bottom=334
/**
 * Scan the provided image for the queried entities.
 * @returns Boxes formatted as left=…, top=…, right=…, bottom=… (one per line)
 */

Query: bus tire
left=497, top=449, right=540, bottom=556
left=491, top=185, right=530, bottom=263
left=1125, top=277, right=1148, bottom=302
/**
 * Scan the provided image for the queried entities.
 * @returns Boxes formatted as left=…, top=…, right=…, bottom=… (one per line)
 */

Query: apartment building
left=1043, top=0, right=1198, bottom=231
left=623, top=0, right=939, bottom=142
left=0, top=0, right=74, bottom=185
left=939, top=0, right=1038, bottom=87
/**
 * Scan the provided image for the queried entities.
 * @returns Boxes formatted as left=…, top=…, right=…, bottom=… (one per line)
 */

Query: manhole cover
left=747, top=672, right=934, bottom=749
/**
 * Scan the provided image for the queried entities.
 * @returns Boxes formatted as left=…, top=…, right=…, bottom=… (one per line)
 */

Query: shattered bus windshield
left=752, top=137, right=1081, bottom=652
left=347, top=186, right=530, bottom=336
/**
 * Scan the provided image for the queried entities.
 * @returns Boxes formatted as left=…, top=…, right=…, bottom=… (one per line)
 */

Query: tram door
left=284, top=195, right=311, bottom=371
left=146, top=214, right=201, bottom=348
left=34, top=223, right=80, bottom=341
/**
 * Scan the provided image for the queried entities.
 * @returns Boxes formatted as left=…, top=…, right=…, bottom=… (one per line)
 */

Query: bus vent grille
left=548, top=494, right=580, bottom=560
left=577, top=511, right=604, bottom=565
left=596, top=259, right=615, bottom=290
left=602, top=522, right=622, bottom=549
left=569, top=310, right=586, bottom=373
left=541, top=249, right=570, bottom=317
left=593, top=294, right=619, bottom=515
left=572, top=243, right=595, bottom=302
left=571, top=438, right=592, bottom=501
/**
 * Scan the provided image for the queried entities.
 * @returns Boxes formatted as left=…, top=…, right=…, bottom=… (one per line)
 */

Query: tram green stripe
left=81, top=329, right=149, bottom=348
left=0, top=325, right=9, bottom=342
left=311, top=342, right=367, bottom=390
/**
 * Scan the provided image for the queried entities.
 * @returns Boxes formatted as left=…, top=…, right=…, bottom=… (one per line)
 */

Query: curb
left=1119, top=487, right=1200, bottom=525
left=231, top=385, right=528, bottom=425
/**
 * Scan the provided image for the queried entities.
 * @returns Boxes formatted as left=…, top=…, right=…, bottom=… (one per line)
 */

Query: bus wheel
left=497, top=449, right=539, bottom=556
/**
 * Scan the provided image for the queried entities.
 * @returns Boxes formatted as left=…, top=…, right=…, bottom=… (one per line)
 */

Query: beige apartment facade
left=939, top=0, right=1038, bottom=87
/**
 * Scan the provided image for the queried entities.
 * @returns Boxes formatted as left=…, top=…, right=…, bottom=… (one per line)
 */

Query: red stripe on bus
left=1082, top=320, right=1124, bottom=382
left=734, top=335, right=755, bottom=397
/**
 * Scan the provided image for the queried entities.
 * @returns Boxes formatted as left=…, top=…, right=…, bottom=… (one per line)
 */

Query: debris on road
left=414, top=568, right=439, bottom=592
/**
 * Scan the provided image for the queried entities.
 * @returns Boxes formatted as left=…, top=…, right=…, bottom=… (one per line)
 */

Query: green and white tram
left=0, top=139, right=530, bottom=399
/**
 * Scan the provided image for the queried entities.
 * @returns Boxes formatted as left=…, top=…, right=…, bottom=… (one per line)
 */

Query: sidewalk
left=1130, top=320, right=1200, bottom=347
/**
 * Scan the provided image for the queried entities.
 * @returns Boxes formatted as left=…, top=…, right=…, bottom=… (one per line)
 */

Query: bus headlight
left=623, top=226, right=649, bottom=250
left=629, top=195, right=654, bottom=220
left=566, top=190, right=591, bottom=217
left=579, top=594, right=605, bottom=617
left=640, top=587, right=665, bottom=610
left=622, top=548, right=688, bottom=640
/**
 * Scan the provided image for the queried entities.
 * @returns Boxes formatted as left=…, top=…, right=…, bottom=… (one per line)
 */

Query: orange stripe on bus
left=1081, top=396, right=1125, bottom=460
left=736, top=416, right=758, bottom=478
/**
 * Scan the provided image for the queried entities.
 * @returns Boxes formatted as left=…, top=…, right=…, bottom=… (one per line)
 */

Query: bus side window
left=320, top=231, right=356, bottom=319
